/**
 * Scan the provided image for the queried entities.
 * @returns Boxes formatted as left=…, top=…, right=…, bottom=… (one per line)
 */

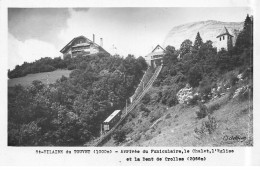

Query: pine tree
left=244, top=14, right=253, bottom=47
left=193, top=32, right=203, bottom=51
left=244, top=14, right=252, bottom=31
left=234, top=14, right=253, bottom=54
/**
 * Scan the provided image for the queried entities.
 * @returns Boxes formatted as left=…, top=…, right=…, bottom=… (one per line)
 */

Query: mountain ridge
left=163, top=20, right=244, bottom=49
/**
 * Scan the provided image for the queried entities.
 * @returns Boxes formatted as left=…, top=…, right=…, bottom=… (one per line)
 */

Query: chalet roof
left=216, top=27, right=233, bottom=38
left=104, top=110, right=121, bottom=123
left=60, top=35, right=109, bottom=54
left=60, top=35, right=90, bottom=53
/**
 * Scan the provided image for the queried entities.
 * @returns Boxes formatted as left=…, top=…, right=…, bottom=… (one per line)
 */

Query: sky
left=8, top=7, right=252, bottom=70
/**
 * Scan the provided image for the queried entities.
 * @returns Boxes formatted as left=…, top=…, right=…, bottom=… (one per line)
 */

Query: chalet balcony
left=72, top=43, right=90, bottom=48
left=72, top=47, right=90, bottom=53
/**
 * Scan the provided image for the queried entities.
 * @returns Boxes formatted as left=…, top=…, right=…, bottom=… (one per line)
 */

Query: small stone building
left=145, top=45, right=165, bottom=67
left=60, top=35, right=109, bottom=58
left=216, top=27, right=234, bottom=51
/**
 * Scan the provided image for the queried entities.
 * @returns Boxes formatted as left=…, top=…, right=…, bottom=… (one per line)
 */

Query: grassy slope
left=139, top=95, right=252, bottom=147
left=104, top=89, right=253, bottom=147
left=8, top=69, right=72, bottom=87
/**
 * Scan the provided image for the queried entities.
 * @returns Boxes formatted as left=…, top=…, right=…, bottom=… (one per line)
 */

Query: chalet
left=60, top=35, right=109, bottom=58
left=145, top=45, right=165, bottom=67
left=216, top=27, right=234, bottom=51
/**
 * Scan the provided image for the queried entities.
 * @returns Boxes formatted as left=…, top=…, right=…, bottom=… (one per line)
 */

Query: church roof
left=216, top=27, right=233, bottom=38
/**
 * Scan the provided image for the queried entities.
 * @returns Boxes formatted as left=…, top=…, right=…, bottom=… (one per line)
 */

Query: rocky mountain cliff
left=163, top=20, right=244, bottom=49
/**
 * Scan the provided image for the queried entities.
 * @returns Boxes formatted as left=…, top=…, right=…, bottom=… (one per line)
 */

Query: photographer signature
left=223, top=135, right=247, bottom=143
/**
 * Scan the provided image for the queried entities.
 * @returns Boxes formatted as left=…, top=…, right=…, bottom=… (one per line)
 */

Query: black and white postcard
left=0, top=0, right=259, bottom=167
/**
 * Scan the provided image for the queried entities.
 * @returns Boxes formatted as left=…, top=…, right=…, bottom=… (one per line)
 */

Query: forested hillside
left=8, top=52, right=109, bottom=79
left=8, top=56, right=67, bottom=79
left=8, top=53, right=147, bottom=146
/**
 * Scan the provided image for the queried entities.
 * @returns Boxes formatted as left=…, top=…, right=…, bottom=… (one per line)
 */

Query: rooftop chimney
left=100, top=38, right=103, bottom=47
left=93, top=34, right=95, bottom=43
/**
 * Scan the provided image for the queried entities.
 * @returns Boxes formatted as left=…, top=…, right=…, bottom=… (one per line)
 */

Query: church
left=215, top=27, right=234, bottom=51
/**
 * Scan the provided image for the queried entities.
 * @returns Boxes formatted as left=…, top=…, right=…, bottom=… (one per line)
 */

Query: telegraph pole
left=100, top=124, right=103, bottom=136
left=126, top=99, right=127, bottom=114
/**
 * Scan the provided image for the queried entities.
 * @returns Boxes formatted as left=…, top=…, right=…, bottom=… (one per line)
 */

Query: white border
left=1, top=0, right=260, bottom=167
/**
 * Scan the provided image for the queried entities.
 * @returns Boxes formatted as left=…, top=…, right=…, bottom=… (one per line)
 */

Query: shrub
left=113, top=129, right=127, bottom=144
left=227, top=85, right=238, bottom=99
left=196, top=102, right=208, bottom=119
left=161, top=87, right=178, bottom=107
left=149, top=112, right=161, bottom=123
left=139, top=103, right=150, bottom=113
left=144, top=132, right=153, bottom=141
left=127, top=115, right=133, bottom=122
left=242, top=67, right=253, bottom=80
left=165, top=113, right=171, bottom=119
left=176, top=84, right=194, bottom=104
left=31, top=80, right=44, bottom=91
left=148, top=90, right=162, bottom=104
left=198, top=78, right=213, bottom=101
left=187, top=65, right=203, bottom=87
left=230, top=74, right=239, bottom=87
left=161, top=72, right=186, bottom=86
left=133, top=134, right=141, bottom=142
left=141, top=93, right=151, bottom=104
left=39, top=64, right=56, bottom=73
left=223, top=71, right=239, bottom=88
left=208, top=103, right=221, bottom=114
left=237, top=85, right=253, bottom=101
left=141, top=125, right=150, bottom=133
left=124, top=127, right=133, bottom=134
left=204, top=116, right=217, bottom=134
left=129, top=112, right=137, bottom=119
left=59, top=75, right=68, bottom=82
left=67, top=64, right=76, bottom=70
left=194, top=116, right=217, bottom=136
left=188, top=94, right=200, bottom=105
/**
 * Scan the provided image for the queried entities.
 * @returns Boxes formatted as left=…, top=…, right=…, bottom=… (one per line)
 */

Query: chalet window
left=78, top=40, right=85, bottom=44
left=220, top=37, right=221, bottom=41
left=223, top=36, right=225, bottom=40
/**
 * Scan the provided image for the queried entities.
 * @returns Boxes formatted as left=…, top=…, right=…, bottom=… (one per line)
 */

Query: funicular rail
left=92, top=65, right=162, bottom=147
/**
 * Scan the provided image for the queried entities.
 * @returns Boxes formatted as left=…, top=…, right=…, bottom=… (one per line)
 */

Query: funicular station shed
left=145, top=45, right=165, bottom=67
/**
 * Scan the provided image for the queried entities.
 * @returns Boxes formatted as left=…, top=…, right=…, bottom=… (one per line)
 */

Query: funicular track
left=92, top=65, right=163, bottom=147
